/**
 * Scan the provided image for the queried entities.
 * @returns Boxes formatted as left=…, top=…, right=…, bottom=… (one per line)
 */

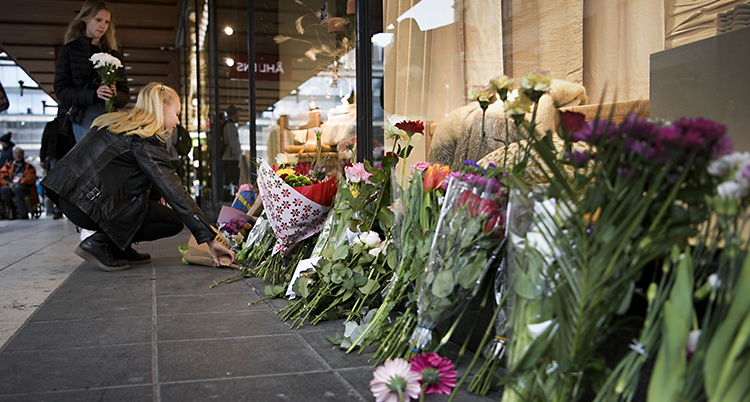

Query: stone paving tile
left=157, top=310, right=291, bottom=341
left=29, top=293, right=153, bottom=322
left=0, top=344, right=152, bottom=395
left=2, top=316, right=152, bottom=352
left=159, top=372, right=366, bottom=402
left=157, top=335, right=327, bottom=382
left=155, top=265, right=246, bottom=295
left=48, top=266, right=153, bottom=301
left=298, top=330, right=377, bottom=370
left=0, top=385, right=153, bottom=402
left=156, top=292, right=265, bottom=316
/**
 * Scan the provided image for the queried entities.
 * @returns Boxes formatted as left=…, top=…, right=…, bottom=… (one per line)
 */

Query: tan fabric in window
left=506, top=0, right=584, bottom=83
left=383, top=0, right=504, bottom=124
left=665, top=0, right=744, bottom=49
left=583, top=0, right=664, bottom=104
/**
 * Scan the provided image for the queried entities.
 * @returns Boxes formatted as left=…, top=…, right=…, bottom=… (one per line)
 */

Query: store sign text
left=231, top=54, right=292, bottom=82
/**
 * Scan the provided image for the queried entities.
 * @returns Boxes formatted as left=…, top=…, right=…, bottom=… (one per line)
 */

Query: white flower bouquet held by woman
left=89, top=52, right=123, bottom=113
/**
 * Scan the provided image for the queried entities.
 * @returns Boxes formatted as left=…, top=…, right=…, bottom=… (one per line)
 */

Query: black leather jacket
left=54, top=36, right=129, bottom=124
left=42, top=127, right=215, bottom=250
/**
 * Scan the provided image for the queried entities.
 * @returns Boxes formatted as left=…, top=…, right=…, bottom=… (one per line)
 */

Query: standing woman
left=54, top=0, right=129, bottom=142
left=42, top=82, right=234, bottom=271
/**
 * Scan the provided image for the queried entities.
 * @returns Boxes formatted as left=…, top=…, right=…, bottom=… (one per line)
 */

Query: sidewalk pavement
left=0, top=217, right=503, bottom=401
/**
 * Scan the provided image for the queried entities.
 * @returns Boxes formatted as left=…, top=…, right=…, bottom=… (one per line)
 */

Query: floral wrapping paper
left=256, top=160, right=332, bottom=256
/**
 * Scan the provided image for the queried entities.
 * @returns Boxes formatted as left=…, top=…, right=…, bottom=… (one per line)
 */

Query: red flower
left=458, top=190, right=482, bottom=217
left=295, top=162, right=310, bottom=176
left=561, top=111, right=586, bottom=135
left=395, top=120, right=425, bottom=135
left=409, top=353, right=457, bottom=395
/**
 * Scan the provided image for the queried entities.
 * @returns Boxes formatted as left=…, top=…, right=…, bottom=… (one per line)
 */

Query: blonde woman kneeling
left=42, top=83, right=234, bottom=271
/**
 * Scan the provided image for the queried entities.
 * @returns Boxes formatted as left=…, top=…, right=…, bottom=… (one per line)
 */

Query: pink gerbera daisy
left=409, top=352, right=458, bottom=395
left=370, top=358, right=421, bottom=402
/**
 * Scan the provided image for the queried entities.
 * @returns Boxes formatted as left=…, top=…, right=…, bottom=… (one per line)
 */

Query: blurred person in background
left=0, top=131, right=15, bottom=167
left=0, top=148, right=38, bottom=220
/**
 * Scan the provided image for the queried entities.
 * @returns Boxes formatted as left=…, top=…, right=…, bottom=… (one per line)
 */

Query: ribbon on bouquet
left=255, top=159, right=332, bottom=256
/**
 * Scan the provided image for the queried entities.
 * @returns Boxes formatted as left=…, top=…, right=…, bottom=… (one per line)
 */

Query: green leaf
left=293, top=276, right=309, bottom=299
left=513, top=264, right=543, bottom=300
left=432, top=270, right=454, bottom=298
left=386, top=247, right=398, bottom=269
left=378, top=208, right=395, bottom=230
left=616, top=280, right=635, bottom=315
left=342, top=288, right=354, bottom=302
left=456, top=260, right=485, bottom=289
left=359, top=279, right=378, bottom=295
left=264, top=285, right=285, bottom=297
left=706, top=247, right=750, bottom=401
left=332, top=244, right=350, bottom=261
left=511, top=320, right=559, bottom=372
left=353, top=272, right=367, bottom=287
left=647, top=255, right=693, bottom=402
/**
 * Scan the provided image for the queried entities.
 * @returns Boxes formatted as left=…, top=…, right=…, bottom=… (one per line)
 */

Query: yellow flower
left=467, top=85, right=496, bottom=103
left=521, top=69, right=551, bottom=93
left=490, top=75, right=515, bottom=101
left=504, top=92, right=534, bottom=118
left=277, top=168, right=295, bottom=177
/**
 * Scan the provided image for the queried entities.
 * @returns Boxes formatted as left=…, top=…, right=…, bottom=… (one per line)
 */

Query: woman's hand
left=96, top=85, right=114, bottom=101
left=208, top=238, right=235, bottom=267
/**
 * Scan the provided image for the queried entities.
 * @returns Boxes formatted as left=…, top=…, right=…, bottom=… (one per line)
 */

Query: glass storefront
left=176, top=0, right=749, bottom=211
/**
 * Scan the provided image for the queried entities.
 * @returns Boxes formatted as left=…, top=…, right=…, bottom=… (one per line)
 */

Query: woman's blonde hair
left=64, top=0, right=118, bottom=50
left=92, top=82, right=179, bottom=139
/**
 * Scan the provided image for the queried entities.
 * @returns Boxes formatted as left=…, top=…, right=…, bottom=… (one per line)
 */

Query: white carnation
left=707, top=152, right=750, bottom=177
left=717, top=181, right=747, bottom=199
left=89, top=52, right=123, bottom=69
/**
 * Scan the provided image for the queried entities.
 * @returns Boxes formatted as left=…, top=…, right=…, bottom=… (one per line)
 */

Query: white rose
left=356, top=231, right=381, bottom=248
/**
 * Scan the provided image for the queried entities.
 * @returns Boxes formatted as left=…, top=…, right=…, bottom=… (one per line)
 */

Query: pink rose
left=345, top=162, right=371, bottom=184
left=411, top=161, right=432, bottom=174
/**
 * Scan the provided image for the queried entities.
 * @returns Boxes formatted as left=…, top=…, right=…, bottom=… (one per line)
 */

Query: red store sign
left=231, top=54, right=292, bottom=82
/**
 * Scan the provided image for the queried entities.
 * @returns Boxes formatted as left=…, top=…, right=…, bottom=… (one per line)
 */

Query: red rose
left=561, top=111, right=586, bottom=135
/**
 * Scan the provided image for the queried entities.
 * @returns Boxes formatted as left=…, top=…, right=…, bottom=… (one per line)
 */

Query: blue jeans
left=72, top=103, right=106, bottom=142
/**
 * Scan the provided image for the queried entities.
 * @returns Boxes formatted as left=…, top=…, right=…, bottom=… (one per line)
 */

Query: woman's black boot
left=75, top=232, right=130, bottom=271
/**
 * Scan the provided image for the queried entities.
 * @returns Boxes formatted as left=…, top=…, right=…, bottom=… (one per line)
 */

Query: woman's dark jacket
left=54, top=36, right=129, bottom=124
left=41, top=127, right=215, bottom=250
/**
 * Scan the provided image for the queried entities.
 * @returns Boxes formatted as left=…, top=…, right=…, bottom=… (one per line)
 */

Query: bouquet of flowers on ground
left=253, top=158, right=337, bottom=283
left=410, top=163, right=507, bottom=354
left=500, top=111, right=731, bottom=402
left=89, top=52, right=123, bottom=113
left=605, top=151, right=750, bottom=402
left=279, top=156, right=400, bottom=328
left=346, top=121, right=448, bottom=355
left=218, top=218, right=253, bottom=253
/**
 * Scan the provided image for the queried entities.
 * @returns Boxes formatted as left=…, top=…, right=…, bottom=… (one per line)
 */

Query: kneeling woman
left=43, top=82, right=234, bottom=271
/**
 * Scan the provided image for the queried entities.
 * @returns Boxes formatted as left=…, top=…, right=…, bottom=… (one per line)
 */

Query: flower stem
left=475, top=108, right=488, bottom=162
